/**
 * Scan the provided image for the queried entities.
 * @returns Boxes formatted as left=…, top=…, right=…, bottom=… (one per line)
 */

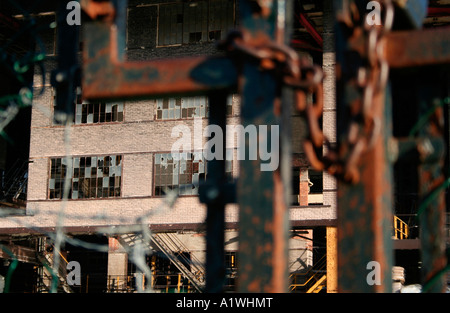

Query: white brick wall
left=121, top=153, right=153, bottom=197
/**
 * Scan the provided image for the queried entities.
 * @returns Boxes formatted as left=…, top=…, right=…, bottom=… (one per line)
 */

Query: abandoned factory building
left=0, top=0, right=448, bottom=293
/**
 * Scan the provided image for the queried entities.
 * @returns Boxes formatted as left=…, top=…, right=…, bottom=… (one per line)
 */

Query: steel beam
left=82, top=21, right=237, bottom=101
left=203, top=90, right=229, bottom=293
left=0, top=243, right=38, bottom=264
left=383, top=27, right=450, bottom=68
left=235, top=0, right=290, bottom=293
left=296, top=12, right=323, bottom=47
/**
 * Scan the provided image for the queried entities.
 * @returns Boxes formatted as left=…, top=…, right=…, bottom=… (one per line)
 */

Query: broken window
left=75, top=89, right=124, bottom=124
left=156, top=96, right=207, bottom=120
left=157, top=0, right=235, bottom=46
left=48, top=155, right=122, bottom=200
left=53, top=88, right=124, bottom=125
left=155, top=95, right=233, bottom=120
left=154, top=152, right=205, bottom=196
left=154, top=151, right=232, bottom=196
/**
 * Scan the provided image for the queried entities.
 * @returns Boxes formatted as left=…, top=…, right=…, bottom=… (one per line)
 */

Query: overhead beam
left=383, top=26, right=450, bottom=68
left=82, top=21, right=237, bottom=101
left=296, top=12, right=323, bottom=47
left=0, top=243, right=38, bottom=264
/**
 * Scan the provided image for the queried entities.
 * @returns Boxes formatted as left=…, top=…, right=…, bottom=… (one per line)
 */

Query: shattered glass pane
left=48, top=155, right=123, bottom=200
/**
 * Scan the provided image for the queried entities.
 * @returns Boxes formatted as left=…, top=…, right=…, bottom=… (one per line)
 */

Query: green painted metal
left=416, top=77, right=448, bottom=293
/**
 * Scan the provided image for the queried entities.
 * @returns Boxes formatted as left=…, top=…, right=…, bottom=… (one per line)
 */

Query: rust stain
left=270, top=169, right=287, bottom=292
left=247, top=278, right=262, bottom=292
left=81, top=0, right=115, bottom=22
left=361, top=90, right=391, bottom=293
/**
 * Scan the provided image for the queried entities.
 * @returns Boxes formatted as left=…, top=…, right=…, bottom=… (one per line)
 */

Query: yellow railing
left=393, top=215, right=409, bottom=239
left=107, top=273, right=195, bottom=293
left=289, top=254, right=327, bottom=292
left=107, top=275, right=135, bottom=293
left=306, top=274, right=327, bottom=293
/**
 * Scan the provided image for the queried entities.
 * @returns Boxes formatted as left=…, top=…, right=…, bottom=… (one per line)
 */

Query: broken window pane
left=154, top=151, right=232, bottom=196
left=48, top=155, right=123, bottom=200
left=75, top=100, right=124, bottom=125
left=53, top=88, right=125, bottom=125
left=155, top=95, right=234, bottom=120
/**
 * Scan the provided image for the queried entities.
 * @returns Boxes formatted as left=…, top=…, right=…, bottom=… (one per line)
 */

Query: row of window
left=37, top=0, right=235, bottom=55
left=157, top=0, right=235, bottom=46
left=48, top=153, right=233, bottom=200
left=53, top=89, right=234, bottom=125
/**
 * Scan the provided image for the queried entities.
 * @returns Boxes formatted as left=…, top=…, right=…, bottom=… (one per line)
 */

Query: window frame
left=52, top=88, right=125, bottom=126
left=156, top=0, right=236, bottom=47
left=154, top=94, right=235, bottom=121
left=153, top=151, right=207, bottom=197
left=47, top=154, right=123, bottom=200
left=153, top=150, right=233, bottom=197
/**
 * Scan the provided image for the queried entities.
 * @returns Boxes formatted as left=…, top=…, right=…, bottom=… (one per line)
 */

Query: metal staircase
left=1, top=159, right=28, bottom=204
left=119, top=232, right=205, bottom=293
left=36, top=238, right=73, bottom=293
left=306, top=274, right=327, bottom=293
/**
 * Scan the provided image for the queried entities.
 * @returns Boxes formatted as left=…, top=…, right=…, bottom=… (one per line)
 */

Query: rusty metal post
left=236, top=0, right=291, bottom=293
left=202, top=90, right=229, bottom=293
left=334, top=0, right=393, bottom=292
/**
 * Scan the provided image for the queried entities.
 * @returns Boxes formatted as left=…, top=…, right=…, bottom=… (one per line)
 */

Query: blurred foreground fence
left=0, top=0, right=449, bottom=293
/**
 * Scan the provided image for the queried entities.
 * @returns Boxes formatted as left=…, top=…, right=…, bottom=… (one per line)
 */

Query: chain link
left=303, top=0, right=393, bottom=183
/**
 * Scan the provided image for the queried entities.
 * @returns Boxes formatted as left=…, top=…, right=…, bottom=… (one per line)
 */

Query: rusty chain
left=218, top=29, right=323, bottom=89
left=303, top=0, right=394, bottom=184
left=215, top=0, right=394, bottom=184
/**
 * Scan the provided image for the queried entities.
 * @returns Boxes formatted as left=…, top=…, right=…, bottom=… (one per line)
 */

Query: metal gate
left=52, top=0, right=449, bottom=292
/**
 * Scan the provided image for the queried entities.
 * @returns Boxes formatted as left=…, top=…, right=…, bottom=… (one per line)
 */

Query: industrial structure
left=0, top=0, right=449, bottom=293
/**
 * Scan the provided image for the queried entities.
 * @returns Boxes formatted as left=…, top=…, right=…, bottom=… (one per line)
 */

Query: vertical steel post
left=204, top=90, right=228, bottom=292
left=416, top=71, right=448, bottom=293
left=236, top=0, right=290, bottom=293
left=334, top=0, right=393, bottom=292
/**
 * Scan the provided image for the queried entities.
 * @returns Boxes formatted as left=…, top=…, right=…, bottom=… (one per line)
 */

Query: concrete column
left=322, top=0, right=337, bottom=212
left=299, top=167, right=309, bottom=206
left=107, top=237, right=128, bottom=291
left=326, top=226, right=338, bottom=293
left=322, top=0, right=338, bottom=295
